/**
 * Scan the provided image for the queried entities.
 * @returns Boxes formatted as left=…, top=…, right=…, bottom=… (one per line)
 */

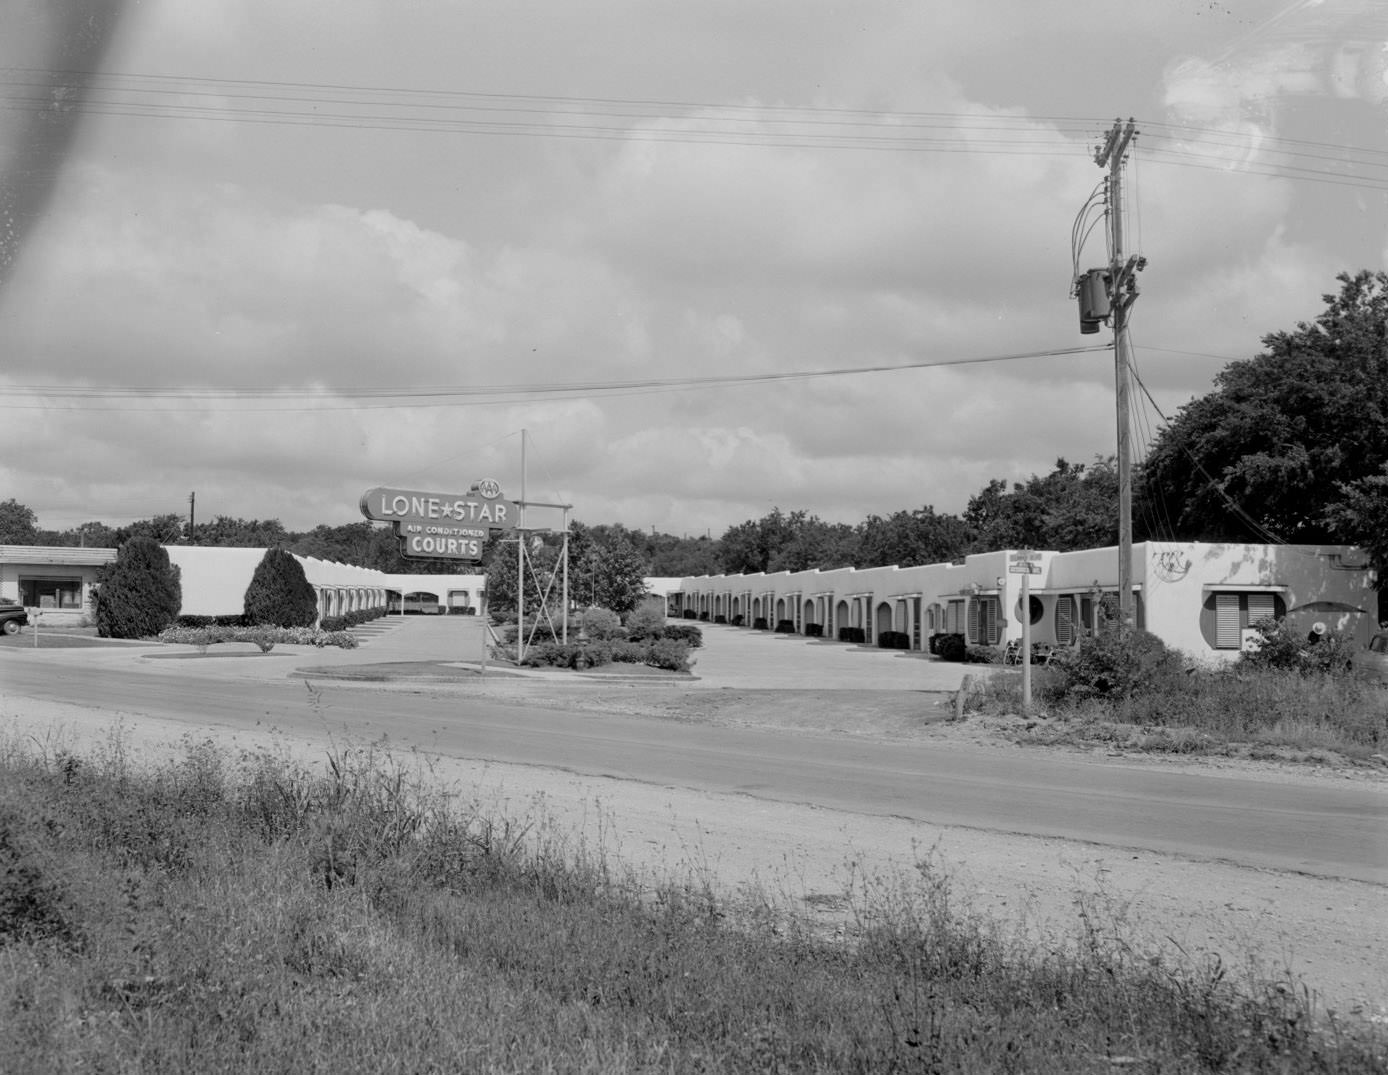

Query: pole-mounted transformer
left=1076, top=268, right=1111, bottom=334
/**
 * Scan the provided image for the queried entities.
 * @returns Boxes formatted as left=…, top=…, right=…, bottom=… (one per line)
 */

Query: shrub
left=243, top=547, right=318, bottom=628
left=774, top=619, right=796, bottom=634
left=804, top=623, right=823, bottom=638
left=936, top=633, right=966, bottom=662
left=752, top=617, right=769, bottom=630
left=661, top=623, right=703, bottom=649
left=730, top=614, right=744, bottom=627
left=319, top=607, right=386, bottom=632
left=157, top=625, right=358, bottom=649
left=1044, top=627, right=1185, bottom=702
left=1238, top=617, right=1357, bottom=676
left=176, top=613, right=246, bottom=628
left=624, top=603, right=666, bottom=641
left=579, top=606, right=624, bottom=641
left=682, top=610, right=697, bottom=620
left=95, top=537, right=182, bottom=639
left=965, top=645, right=1004, bottom=664
left=877, top=630, right=911, bottom=650
left=837, top=626, right=866, bottom=644
left=645, top=638, right=693, bottom=672
left=698, top=611, right=710, bottom=622
left=714, top=614, right=727, bottom=624
left=609, top=640, right=648, bottom=664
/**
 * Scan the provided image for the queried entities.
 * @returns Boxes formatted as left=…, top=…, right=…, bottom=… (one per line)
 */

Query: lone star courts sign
left=360, top=482, right=518, bottom=562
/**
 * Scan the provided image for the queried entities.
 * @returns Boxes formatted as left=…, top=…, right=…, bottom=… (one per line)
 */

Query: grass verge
left=1, top=732, right=1383, bottom=1073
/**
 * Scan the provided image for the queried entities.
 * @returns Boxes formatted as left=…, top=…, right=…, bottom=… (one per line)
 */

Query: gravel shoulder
left=3, top=640, right=1385, bottom=1024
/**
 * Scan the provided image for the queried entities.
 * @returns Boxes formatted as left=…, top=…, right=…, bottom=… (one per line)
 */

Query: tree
left=856, top=506, right=970, bottom=567
left=483, top=536, right=559, bottom=619
left=1138, top=270, right=1388, bottom=543
left=0, top=499, right=38, bottom=545
left=197, top=515, right=289, bottom=548
left=583, top=536, right=650, bottom=615
left=768, top=512, right=857, bottom=572
left=94, top=537, right=182, bottom=638
left=115, top=514, right=186, bottom=545
left=648, top=534, right=721, bottom=577
left=243, top=547, right=318, bottom=627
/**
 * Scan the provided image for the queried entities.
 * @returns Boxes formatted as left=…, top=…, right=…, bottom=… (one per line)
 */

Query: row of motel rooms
left=668, top=541, right=1378, bottom=659
left=2, top=540, right=1377, bottom=660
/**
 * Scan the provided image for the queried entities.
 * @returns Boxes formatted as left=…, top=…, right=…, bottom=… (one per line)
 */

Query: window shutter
left=1215, top=593, right=1240, bottom=648
left=1056, top=596, right=1074, bottom=645
left=1246, top=593, right=1275, bottom=626
left=967, top=599, right=979, bottom=643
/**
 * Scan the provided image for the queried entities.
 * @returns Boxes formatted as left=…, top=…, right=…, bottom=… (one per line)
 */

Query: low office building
left=670, top=541, right=1377, bottom=660
left=0, top=545, right=117, bottom=626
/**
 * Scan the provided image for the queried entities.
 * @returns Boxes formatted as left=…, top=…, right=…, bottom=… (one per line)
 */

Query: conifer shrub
left=243, top=547, right=319, bottom=628
left=94, top=537, right=182, bottom=639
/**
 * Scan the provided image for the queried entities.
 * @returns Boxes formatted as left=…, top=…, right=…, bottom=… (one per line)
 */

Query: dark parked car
left=0, top=604, right=29, bottom=635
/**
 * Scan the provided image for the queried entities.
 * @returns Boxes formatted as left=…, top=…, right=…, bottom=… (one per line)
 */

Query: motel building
left=3, top=539, right=1377, bottom=662
left=0, top=545, right=487, bottom=627
left=668, top=541, right=1378, bottom=661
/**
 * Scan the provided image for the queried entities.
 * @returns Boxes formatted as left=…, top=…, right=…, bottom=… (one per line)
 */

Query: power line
left=0, top=343, right=1111, bottom=412
left=1, top=68, right=1384, bottom=188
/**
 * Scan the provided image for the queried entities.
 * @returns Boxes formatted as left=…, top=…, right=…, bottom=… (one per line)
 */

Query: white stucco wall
left=673, top=542, right=1377, bottom=660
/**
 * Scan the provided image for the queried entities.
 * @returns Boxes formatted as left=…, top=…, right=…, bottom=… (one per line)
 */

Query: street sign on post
left=1008, top=562, right=1042, bottom=574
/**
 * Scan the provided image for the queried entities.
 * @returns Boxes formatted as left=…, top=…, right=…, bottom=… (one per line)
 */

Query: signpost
left=1008, top=551, right=1042, bottom=712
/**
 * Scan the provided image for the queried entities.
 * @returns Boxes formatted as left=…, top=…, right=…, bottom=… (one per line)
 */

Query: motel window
left=1200, top=591, right=1287, bottom=650
left=968, top=597, right=1001, bottom=645
left=1013, top=595, right=1043, bottom=626
left=1055, top=595, right=1077, bottom=645
left=20, top=577, right=83, bottom=610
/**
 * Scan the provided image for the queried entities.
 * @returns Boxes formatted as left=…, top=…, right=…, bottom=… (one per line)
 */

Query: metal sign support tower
left=1094, top=118, right=1140, bottom=628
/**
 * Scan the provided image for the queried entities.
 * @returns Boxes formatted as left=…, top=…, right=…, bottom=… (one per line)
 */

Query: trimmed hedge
left=936, top=632, right=966, bottom=662
left=730, top=615, right=744, bottom=627
left=877, top=630, right=911, bottom=651
left=837, top=626, right=866, bottom=644
left=804, top=623, right=824, bottom=638
left=519, top=636, right=693, bottom=673
left=320, top=607, right=387, bottom=632
left=753, top=617, right=769, bottom=630
left=683, top=610, right=698, bottom=620
left=774, top=619, right=796, bottom=634
left=714, top=614, right=727, bottom=624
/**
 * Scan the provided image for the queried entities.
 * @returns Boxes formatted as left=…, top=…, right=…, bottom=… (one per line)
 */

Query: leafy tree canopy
left=0, top=499, right=38, bottom=545
left=1137, top=270, right=1388, bottom=544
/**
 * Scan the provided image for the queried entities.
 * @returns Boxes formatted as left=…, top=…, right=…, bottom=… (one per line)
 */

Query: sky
left=1, top=0, right=1386, bottom=541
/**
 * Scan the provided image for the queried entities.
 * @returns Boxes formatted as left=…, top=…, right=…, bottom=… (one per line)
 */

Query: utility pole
left=1093, top=118, right=1142, bottom=628
left=188, top=491, right=196, bottom=545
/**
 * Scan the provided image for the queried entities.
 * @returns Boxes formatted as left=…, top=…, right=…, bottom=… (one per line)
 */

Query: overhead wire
left=0, top=343, right=1111, bottom=412
left=0, top=68, right=1383, bottom=188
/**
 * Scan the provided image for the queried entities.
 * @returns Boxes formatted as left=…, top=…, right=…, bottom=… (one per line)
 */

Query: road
left=3, top=649, right=1385, bottom=885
